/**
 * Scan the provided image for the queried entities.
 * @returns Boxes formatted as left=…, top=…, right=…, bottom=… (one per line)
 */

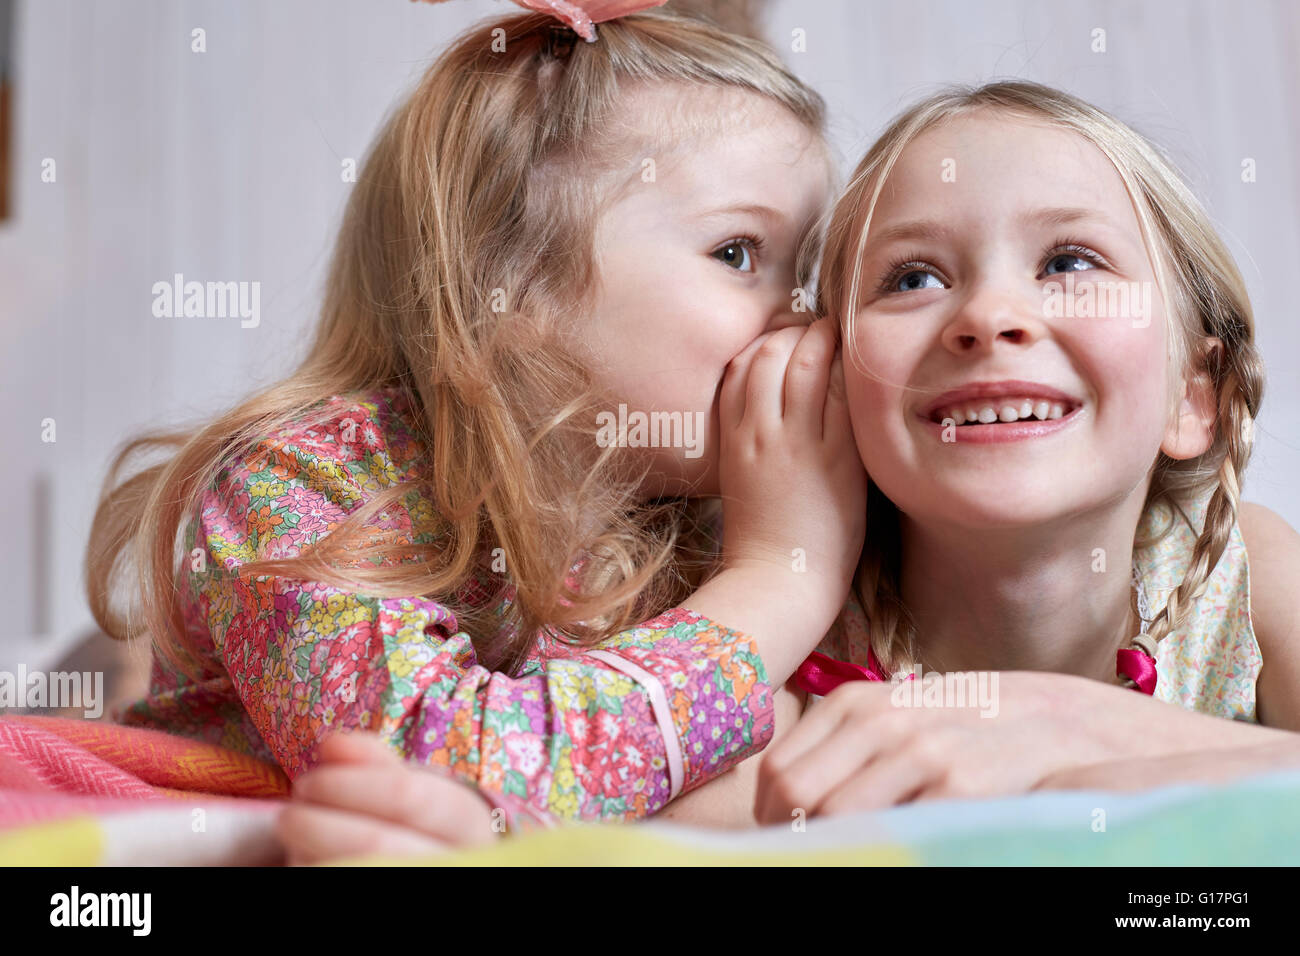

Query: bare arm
left=1239, top=502, right=1300, bottom=732
left=1038, top=736, right=1300, bottom=792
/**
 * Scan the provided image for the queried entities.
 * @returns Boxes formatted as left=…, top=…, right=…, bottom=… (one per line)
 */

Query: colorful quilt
left=2, top=715, right=1297, bottom=865
left=0, top=715, right=288, bottom=865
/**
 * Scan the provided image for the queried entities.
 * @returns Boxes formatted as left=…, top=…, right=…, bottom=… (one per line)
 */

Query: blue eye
left=895, top=269, right=944, bottom=292
left=1041, top=242, right=1109, bottom=277
left=1043, top=253, right=1095, bottom=275
left=878, top=257, right=947, bottom=294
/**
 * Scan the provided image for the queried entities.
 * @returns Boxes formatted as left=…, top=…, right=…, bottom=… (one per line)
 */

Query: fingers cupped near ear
left=720, top=334, right=771, bottom=433
left=745, top=326, right=806, bottom=424
left=783, top=318, right=837, bottom=435
left=822, top=350, right=853, bottom=438
left=276, top=804, right=448, bottom=867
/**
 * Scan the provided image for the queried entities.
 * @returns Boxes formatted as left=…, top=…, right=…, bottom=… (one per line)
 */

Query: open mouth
left=927, top=397, right=1084, bottom=426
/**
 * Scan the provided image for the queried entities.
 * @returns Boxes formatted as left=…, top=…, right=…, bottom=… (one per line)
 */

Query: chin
left=891, top=481, right=1079, bottom=531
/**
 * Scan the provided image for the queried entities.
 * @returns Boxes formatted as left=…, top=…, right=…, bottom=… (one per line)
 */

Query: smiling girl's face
left=842, top=111, right=1213, bottom=529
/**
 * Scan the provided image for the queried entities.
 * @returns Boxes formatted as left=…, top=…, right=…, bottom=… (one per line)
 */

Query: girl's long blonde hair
left=816, top=81, right=1263, bottom=677
left=85, top=8, right=827, bottom=681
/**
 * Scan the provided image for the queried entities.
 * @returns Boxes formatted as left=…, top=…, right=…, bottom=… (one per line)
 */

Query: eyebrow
left=1018, top=206, right=1115, bottom=230
left=691, top=202, right=790, bottom=228
left=870, top=207, right=1116, bottom=248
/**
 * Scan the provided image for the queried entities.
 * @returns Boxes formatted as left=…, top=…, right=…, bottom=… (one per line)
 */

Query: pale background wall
left=2, top=0, right=1297, bottom=670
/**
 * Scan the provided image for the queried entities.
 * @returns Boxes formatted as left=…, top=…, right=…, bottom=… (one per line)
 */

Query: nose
left=941, top=284, right=1044, bottom=355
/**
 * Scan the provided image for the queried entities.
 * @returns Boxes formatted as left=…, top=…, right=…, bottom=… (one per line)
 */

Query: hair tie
left=413, top=1, right=669, bottom=44
left=1117, top=560, right=1158, bottom=694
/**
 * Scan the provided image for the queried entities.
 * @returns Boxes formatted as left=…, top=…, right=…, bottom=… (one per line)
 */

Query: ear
left=1161, top=336, right=1222, bottom=461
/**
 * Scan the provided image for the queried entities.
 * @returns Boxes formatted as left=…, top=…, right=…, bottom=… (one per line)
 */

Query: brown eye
left=712, top=238, right=759, bottom=273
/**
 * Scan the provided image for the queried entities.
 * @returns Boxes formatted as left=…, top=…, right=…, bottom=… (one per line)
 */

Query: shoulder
left=220, top=386, right=427, bottom=493
left=1237, top=502, right=1300, bottom=731
left=201, top=386, right=434, bottom=559
left=1238, top=501, right=1299, bottom=546
left=1238, top=502, right=1300, bottom=607
left=264, top=387, right=427, bottom=474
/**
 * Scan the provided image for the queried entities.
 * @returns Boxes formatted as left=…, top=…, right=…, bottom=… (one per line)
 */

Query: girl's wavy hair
left=816, top=80, right=1262, bottom=677
left=85, top=8, right=828, bottom=680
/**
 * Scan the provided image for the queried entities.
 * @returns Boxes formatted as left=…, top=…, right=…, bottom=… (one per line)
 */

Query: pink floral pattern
left=117, top=387, right=774, bottom=831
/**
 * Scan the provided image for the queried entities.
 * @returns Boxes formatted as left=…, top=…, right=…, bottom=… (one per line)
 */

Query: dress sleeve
left=189, top=409, right=775, bottom=831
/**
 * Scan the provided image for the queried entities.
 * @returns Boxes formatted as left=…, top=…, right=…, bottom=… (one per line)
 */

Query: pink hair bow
left=413, top=0, right=669, bottom=42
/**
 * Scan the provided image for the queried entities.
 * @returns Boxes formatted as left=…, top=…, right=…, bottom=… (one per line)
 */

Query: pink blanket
left=0, top=715, right=291, bottom=864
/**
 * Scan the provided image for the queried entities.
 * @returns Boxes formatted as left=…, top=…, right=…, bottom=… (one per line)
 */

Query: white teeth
left=942, top=397, right=1075, bottom=424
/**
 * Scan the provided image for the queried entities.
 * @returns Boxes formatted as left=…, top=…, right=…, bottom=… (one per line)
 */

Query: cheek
left=626, top=315, right=764, bottom=420
left=843, top=332, right=910, bottom=468
left=1075, top=317, right=1171, bottom=445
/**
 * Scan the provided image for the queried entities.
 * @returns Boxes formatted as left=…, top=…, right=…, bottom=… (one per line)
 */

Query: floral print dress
left=117, top=387, right=774, bottom=833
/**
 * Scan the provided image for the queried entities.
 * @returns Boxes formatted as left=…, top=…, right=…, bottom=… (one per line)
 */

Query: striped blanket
left=0, top=715, right=288, bottom=865
left=2, top=715, right=1298, bottom=865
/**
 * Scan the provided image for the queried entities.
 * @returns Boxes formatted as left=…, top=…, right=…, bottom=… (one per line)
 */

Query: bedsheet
left=2, top=715, right=1296, bottom=865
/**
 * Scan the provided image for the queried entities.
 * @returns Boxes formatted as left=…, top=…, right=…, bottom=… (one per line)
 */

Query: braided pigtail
left=815, top=80, right=1266, bottom=689
left=856, top=482, right=919, bottom=678
left=1142, top=350, right=1261, bottom=650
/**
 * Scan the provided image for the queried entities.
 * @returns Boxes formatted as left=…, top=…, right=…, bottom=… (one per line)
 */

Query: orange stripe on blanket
left=0, top=716, right=289, bottom=799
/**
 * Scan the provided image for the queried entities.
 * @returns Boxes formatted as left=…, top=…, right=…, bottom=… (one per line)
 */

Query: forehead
left=613, top=80, right=806, bottom=146
left=601, top=81, right=828, bottom=202
left=872, top=111, right=1136, bottom=228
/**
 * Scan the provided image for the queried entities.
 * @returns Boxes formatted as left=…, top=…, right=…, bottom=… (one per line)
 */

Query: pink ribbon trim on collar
left=794, top=649, right=913, bottom=696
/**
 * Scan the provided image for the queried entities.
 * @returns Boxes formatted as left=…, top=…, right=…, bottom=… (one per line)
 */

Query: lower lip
left=918, top=405, right=1083, bottom=443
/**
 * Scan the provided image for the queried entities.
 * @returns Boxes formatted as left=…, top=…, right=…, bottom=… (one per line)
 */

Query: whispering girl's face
left=578, top=83, right=831, bottom=498
left=840, top=112, right=1217, bottom=529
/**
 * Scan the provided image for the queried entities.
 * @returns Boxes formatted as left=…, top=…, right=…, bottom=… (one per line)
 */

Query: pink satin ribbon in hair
left=412, top=0, right=669, bottom=42
left=1116, top=648, right=1158, bottom=695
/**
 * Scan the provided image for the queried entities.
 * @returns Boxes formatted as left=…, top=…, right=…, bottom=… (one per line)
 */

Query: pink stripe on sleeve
left=584, top=649, right=685, bottom=801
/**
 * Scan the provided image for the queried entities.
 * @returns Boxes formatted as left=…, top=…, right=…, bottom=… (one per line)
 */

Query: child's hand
left=718, top=317, right=868, bottom=633
left=276, top=731, right=499, bottom=865
left=752, top=671, right=1300, bottom=821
